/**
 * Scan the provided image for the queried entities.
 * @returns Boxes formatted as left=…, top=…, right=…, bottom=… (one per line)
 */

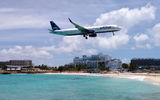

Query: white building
left=0, top=60, right=33, bottom=71
left=6, top=65, right=23, bottom=71
left=73, top=53, right=121, bottom=69
left=107, top=59, right=122, bottom=70
left=73, top=53, right=112, bottom=67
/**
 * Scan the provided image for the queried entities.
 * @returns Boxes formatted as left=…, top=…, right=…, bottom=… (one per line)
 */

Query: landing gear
left=112, top=32, right=115, bottom=36
left=83, top=34, right=88, bottom=39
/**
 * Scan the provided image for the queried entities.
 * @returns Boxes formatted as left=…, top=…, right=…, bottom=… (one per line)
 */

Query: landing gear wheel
left=85, top=37, right=88, bottom=39
left=112, top=32, right=115, bottom=36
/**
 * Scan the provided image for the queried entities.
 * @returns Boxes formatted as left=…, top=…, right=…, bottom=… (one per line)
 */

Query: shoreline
left=1, top=71, right=160, bottom=86
left=44, top=72, right=160, bottom=86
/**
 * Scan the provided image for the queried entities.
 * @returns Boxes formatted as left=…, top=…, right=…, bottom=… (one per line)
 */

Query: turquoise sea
left=0, top=74, right=160, bottom=100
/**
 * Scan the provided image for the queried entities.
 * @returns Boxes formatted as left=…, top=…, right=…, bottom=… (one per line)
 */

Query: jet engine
left=89, top=33, right=97, bottom=37
left=88, top=30, right=97, bottom=37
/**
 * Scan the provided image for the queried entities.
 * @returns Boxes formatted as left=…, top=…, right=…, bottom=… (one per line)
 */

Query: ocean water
left=0, top=74, right=160, bottom=100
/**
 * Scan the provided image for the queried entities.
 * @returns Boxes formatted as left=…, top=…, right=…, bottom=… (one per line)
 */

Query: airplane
left=49, top=18, right=121, bottom=39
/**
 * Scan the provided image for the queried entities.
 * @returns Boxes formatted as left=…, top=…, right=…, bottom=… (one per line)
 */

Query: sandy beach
left=44, top=72, right=160, bottom=86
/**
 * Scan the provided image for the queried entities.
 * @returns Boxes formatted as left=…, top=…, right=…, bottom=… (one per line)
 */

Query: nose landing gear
left=112, top=32, right=115, bottom=36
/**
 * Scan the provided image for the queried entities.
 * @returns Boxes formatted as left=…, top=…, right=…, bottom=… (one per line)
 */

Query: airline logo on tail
left=50, top=21, right=61, bottom=30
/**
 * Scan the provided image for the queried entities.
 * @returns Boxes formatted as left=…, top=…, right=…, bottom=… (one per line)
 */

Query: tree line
left=35, top=62, right=110, bottom=72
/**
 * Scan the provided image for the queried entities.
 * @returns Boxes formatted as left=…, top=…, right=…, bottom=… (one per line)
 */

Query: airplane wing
left=68, top=18, right=89, bottom=34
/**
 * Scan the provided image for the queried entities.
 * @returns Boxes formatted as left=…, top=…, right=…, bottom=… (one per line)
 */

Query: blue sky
left=0, top=0, right=160, bottom=66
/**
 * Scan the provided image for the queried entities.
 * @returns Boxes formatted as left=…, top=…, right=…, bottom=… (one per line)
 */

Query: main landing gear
left=83, top=34, right=88, bottom=39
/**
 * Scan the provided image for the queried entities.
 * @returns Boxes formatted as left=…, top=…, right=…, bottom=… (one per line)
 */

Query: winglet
left=68, top=18, right=73, bottom=24
left=68, top=18, right=79, bottom=27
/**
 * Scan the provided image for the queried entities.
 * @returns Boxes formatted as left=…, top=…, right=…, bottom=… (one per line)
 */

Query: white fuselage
left=53, top=25, right=121, bottom=36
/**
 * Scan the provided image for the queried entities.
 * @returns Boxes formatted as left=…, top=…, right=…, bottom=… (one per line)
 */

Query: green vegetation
left=56, top=63, right=110, bottom=72
left=35, top=64, right=49, bottom=70
left=98, top=62, right=110, bottom=71
left=0, top=65, right=7, bottom=70
left=35, top=64, right=57, bottom=70
left=122, top=63, right=129, bottom=69
left=129, top=62, right=138, bottom=71
left=121, top=62, right=138, bottom=72
left=57, top=65, right=87, bottom=72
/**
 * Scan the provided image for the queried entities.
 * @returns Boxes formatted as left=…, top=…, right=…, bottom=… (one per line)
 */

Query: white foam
left=118, top=76, right=146, bottom=81
left=152, top=82, right=160, bottom=86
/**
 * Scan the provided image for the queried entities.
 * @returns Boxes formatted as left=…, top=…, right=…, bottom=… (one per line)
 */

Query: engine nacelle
left=88, top=30, right=96, bottom=37
left=88, top=30, right=95, bottom=33
left=89, top=33, right=97, bottom=37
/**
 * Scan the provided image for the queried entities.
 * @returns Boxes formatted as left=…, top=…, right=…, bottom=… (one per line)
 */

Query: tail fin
left=50, top=21, right=61, bottom=30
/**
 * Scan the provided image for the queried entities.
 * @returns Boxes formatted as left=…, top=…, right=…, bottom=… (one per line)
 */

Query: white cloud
left=92, top=32, right=130, bottom=51
left=132, top=33, right=151, bottom=49
left=41, top=36, right=98, bottom=55
left=0, top=8, right=17, bottom=13
left=54, top=29, right=129, bottom=52
left=0, top=7, right=50, bottom=30
left=94, top=4, right=156, bottom=28
left=0, top=36, right=97, bottom=62
left=0, top=4, right=157, bottom=62
left=94, top=4, right=156, bottom=51
left=134, top=43, right=151, bottom=49
left=49, top=33, right=129, bottom=53
left=121, top=58, right=130, bottom=64
left=132, top=22, right=160, bottom=49
left=0, top=37, right=98, bottom=61
left=0, top=5, right=156, bottom=52
left=0, top=14, right=48, bottom=30
left=0, top=45, right=52, bottom=61
left=133, top=34, right=149, bottom=42
left=56, top=36, right=84, bottom=53
left=150, top=23, right=160, bottom=46
left=55, top=4, right=155, bottom=51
